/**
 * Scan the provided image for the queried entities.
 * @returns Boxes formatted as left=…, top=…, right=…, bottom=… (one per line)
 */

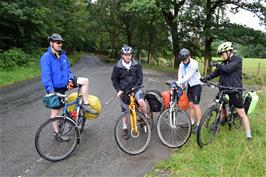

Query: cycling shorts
left=52, top=76, right=78, bottom=94
left=228, top=92, right=244, bottom=109
left=121, top=89, right=144, bottom=112
left=187, top=84, right=202, bottom=104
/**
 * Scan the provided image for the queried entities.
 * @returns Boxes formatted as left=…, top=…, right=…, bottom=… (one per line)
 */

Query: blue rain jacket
left=40, top=47, right=73, bottom=93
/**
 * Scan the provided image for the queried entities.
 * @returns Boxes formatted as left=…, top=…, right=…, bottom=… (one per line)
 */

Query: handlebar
left=165, top=81, right=182, bottom=90
left=121, top=85, right=144, bottom=97
left=202, top=80, right=245, bottom=92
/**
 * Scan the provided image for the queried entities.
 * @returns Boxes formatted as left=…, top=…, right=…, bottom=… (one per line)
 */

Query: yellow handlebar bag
left=67, top=92, right=101, bottom=120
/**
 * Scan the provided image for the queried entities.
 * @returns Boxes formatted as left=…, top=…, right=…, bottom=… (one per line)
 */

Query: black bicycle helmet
left=178, top=48, right=190, bottom=61
left=48, top=34, right=64, bottom=42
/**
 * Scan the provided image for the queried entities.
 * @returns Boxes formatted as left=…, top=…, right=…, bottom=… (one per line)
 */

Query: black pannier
left=145, top=89, right=163, bottom=113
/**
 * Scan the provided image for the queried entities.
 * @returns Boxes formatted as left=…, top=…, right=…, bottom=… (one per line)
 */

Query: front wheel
left=35, top=116, right=79, bottom=161
left=197, top=105, right=220, bottom=148
left=157, top=108, right=191, bottom=148
left=114, top=111, right=151, bottom=155
left=78, top=116, right=86, bottom=133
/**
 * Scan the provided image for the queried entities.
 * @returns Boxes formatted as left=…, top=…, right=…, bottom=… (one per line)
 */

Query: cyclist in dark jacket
left=111, top=45, right=148, bottom=139
left=201, top=42, right=251, bottom=140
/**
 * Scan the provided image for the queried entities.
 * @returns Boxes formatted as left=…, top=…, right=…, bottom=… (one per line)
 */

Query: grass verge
left=0, top=53, right=81, bottom=87
left=146, top=92, right=266, bottom=177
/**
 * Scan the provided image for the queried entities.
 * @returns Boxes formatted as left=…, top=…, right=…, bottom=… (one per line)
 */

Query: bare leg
left=77, top=77, right=89, bottom=104
left=138, top=99, right=148, bottom=116
left=236, top=108, right=251, bottom=138
left=51, top=109, right=60, bottom=133
left=193, top=104, right=202, bottom=125
left=189, top=102, right=195, bottom=125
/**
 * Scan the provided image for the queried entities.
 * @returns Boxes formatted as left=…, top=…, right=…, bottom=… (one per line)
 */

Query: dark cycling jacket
left=111, top=59, right=143, bottom=92
left=206, top=55, right=243, bottom=88
left=40, top=47, right=73, bottom=93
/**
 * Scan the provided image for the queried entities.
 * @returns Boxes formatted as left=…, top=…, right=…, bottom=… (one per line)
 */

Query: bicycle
left=114, top=86, right=152, bottom=155
left=197, top=80, right=245, bottom=148
left=35, top=85, right=88, bottom=161
left=157, top=82, right=192, bottom=148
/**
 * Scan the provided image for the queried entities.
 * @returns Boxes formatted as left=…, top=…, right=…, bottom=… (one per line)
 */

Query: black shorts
left=228, top=92, right=244, bottom=109
left=53, top=76, right=78, bottom=94
left=187, top=84, right=202, bottom=104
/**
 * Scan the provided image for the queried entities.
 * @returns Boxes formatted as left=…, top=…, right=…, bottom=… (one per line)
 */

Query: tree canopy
left=0, top=0, right=265, bottom=69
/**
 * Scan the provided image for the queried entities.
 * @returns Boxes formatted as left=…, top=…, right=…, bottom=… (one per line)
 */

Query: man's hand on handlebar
left=67, top=80, right=74, bottom=91
left=209, top=61, right=218, bottom=67
left=117, top=90, right=123, bottom=98
left=200, top=77, right=207, bottom=83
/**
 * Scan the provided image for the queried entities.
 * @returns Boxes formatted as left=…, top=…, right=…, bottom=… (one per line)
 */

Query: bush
left=0, top=48, right=38, bottom=71
left=0, top=48, right=27, bottom=70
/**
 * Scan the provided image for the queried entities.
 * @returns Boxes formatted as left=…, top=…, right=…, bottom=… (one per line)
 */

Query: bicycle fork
left=130, top=107, right=140, bottom=138
left=169, top=106, right=177, bottom=129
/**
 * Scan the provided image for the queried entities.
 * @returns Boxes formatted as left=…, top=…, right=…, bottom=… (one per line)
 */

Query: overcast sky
left=228, top=9, right=265, bottom=32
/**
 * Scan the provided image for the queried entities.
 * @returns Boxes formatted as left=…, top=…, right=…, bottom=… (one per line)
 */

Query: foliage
left=0, top=48, right=37, bottom=70
left=0, top=0, right=265, bottom=68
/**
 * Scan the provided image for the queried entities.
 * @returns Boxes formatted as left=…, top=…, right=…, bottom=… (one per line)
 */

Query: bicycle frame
left=169, top=87, right=179, bottom=128
left=61, top=86, right=84, bottom=124
left=129, top=94, right=140, bottom=138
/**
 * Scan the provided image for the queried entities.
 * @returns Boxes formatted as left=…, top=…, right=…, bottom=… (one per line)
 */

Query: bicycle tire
left=197, top=105, right=220, bottom=148
left=157, top=108, right=191, bottom=148
left=35, top=116, right=79, bottom=162
left=114, top=111, right=151, bottom=155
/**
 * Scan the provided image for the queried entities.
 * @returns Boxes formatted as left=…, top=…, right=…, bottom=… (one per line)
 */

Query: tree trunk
left=169, top=24, right=180, bottom=69
left=147, top=21, right=154, bottom=65
left=204, top=38, right=213, bottom=75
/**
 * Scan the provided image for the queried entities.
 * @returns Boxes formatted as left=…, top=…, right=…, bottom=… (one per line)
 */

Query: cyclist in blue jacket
left=40, top=34, right=96, bottom=140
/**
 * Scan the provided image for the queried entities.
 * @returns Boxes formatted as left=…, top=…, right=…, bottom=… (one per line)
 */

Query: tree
left=155, top=0, right=186, bottom=69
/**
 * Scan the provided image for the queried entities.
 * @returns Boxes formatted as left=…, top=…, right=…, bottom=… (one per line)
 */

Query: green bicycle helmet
left=217, top=42, right=233, bottom=54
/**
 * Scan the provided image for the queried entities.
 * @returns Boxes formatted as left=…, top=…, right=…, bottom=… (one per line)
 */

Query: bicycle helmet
left=217, top=42, right=233, bottom=54
left=48, top=34, right=64, bottom=42
left=121, top=45, right=133, bottom=54
left=178, top=48, right=190, bottom=61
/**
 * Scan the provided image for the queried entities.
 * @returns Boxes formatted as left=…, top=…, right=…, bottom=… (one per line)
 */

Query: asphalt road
left=0, top=55, right=216, bottom=177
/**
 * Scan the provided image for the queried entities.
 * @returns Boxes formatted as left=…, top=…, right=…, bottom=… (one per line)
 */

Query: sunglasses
left=54, top=41, right=63, bottom=45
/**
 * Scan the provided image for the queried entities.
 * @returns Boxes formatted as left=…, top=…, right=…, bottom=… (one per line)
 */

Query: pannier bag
left=42, top=93, right=64, bottom=109
left=145, top=90, right=163, bottom=112
left=244, top=91, right=259, bottom=114
left=66, top=92, right=102, bottom=120
left=161, top=90, right=189, bottom=111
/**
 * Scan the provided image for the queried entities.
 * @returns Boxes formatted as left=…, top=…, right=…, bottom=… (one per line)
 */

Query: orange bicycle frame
left=129, top=94, right=139, bottom=136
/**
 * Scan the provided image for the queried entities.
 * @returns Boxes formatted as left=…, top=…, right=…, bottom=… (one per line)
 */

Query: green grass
left=141, top=57, right=266, bottom=86
left=147, top=92, right=266, bottom=177
left=0, top=53, right=81, bottom=87
left=0, top=64, right=40, bottom=86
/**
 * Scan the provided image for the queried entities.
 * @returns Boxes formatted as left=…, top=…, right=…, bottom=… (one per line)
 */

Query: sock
left=123, top=124, right=127, bottom=130
left=246, top=130, right=252, bottom=138
left=191, top=119, right=195, bottom=126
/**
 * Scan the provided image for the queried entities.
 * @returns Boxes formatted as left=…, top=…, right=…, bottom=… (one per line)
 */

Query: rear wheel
left=197, top=105, right=220, bottom=148
left=114, top=111, right=151, bottom=155
left=35, top=116, right=79, bottom=161
left=157, top=108, right=191, bottom=148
